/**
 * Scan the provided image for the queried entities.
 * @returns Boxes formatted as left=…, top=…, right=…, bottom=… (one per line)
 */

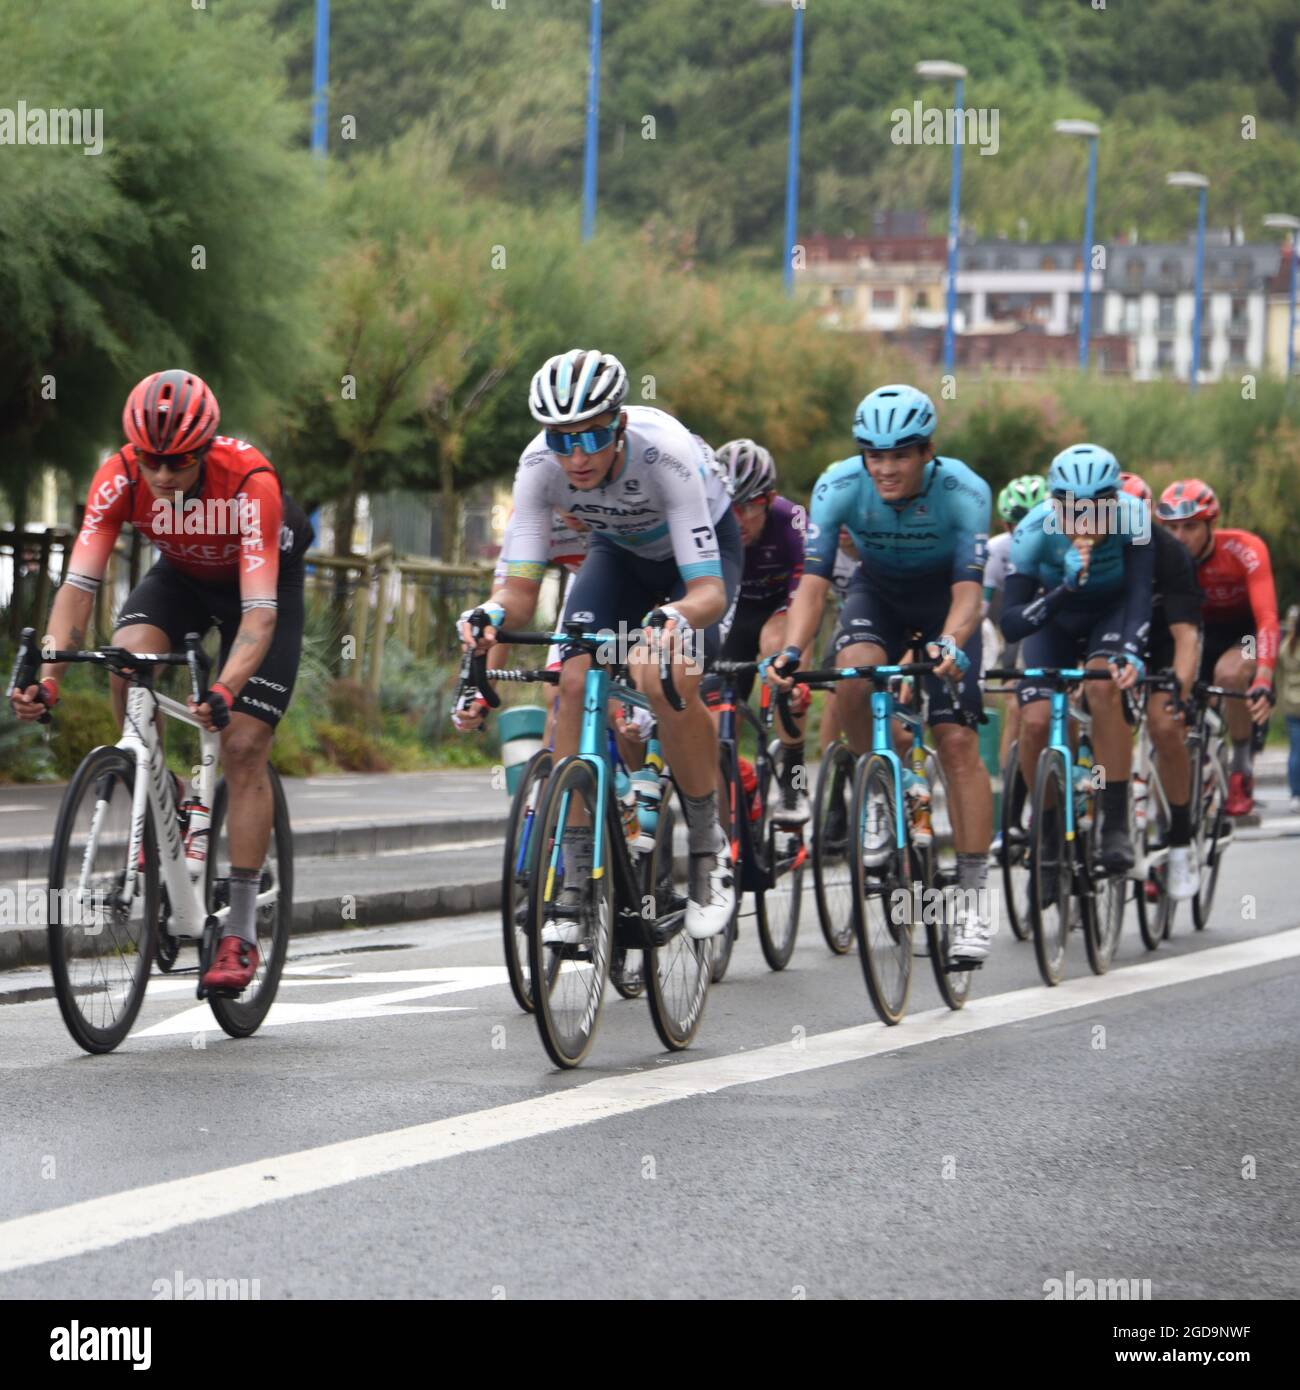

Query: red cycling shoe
left=1225, top=772, right=1254, bottom=818
left=203, top=937, right=259, bottom=992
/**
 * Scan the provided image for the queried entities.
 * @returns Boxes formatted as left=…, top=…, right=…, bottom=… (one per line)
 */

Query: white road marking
left=0, top=929, right=1296, bottom=1275
left=0, top=805, right=41, bottom=814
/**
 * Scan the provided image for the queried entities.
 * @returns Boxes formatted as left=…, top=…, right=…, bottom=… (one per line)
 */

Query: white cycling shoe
left=950, top=897, right=992, bottom=963
left=686, top=839, right=736, bottom=940
left=1167, top=846, right=1199, bottom=901
left=541, top=886, right=586, bottom=946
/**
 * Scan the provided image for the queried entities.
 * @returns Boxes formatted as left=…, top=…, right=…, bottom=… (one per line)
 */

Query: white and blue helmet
left=852, top=384, right=938, bottom=450
left=529, top=349, right=629, bottom=426
left=1048, top=444, right=1120, bottom=500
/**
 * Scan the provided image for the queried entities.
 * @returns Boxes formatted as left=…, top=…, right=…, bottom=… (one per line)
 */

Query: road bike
left=464, top=622, right=707, bottom=1068
left=8, top=627, right=292, bottom=1054
left=707, top=661, right=806, bottom=980
left=799, top=658, right=975, bottom=1022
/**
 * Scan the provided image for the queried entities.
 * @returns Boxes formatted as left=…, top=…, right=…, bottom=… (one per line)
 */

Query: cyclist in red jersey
left=1157, top=478, right=1279, bottom=816
left=9, top=370, right=313, bottom=990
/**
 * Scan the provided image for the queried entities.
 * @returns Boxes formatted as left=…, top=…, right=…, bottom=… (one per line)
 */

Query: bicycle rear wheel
left=1030, top=748, right=1072, bottom=987
left=48, top=746, right=159, bottom=1054
left=851, top=754, right=913, bottom=1024
left=502, top=749, right=552, bottom=1014
left=754, top=742, right=802, bottom=971
left=528, top=756, right=612, bottom=1068
left=644, top=780, right=711, bottom=1051
left=206, top=767, right=293, bottom=1038
left=1000, top=742, right=1032, bottom=942
left=1135, top=794, right=1173, bottom=950
left=813, top=741, right=855, bottom=955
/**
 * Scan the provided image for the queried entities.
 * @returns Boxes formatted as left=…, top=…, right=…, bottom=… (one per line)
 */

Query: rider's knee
left=1020, top=700, right=1050, bottom=735
left=221, top=722, right=271, bottom=776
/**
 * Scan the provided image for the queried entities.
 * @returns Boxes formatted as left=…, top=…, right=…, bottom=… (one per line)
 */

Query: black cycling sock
left=1010, top=768, right=1028, bottom=828
left=225, top=867, right=261, bottom=946
left=1102, top=779, right=1129, bottom=828
left=682, top=789, right=724, bottom=855
left=1168, top=801, right=1191, bottom=848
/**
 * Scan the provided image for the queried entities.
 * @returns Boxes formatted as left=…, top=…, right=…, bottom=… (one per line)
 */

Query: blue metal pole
left=311, top=0, right=330, bottom=159
left=1079, top=135, right=1097, bottom=371
left=581, top=0, right=603, bottom=242
left=782, top=5, right=805, bottom=296
left=943, top=76, right=965, bottom=374
left=1287, top=236, right=1297, bottom=379
left=1189, top=185, right=1207, bottom=391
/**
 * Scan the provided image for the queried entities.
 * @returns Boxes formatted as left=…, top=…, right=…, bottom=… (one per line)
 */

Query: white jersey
left=502, top=406, right=731, bottom=582
left=493, top=508, right=589, bottom=584
left=983, top=531, right=1014, bottom=593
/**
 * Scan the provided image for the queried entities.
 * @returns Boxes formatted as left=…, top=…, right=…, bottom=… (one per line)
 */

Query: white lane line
left=1, top=928, right=1296, bottom=1275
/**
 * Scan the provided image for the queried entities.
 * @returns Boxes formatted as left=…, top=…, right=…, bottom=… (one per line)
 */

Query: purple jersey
left=739, top=494, right=806, bottom=607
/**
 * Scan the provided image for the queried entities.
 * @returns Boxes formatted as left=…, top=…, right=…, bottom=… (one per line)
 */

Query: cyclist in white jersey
left=456, top=349, right=741, bottom=940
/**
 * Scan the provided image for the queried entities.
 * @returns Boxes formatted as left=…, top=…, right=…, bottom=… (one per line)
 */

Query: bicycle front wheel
left=850, top=754, right=912, bottom=1025
left=206, top=767, right=294, bottom=1038
left=1135, top=794, right=1173, bottom=950
left=754, top=741, right=802, bottom=971
left=709, top=749, right=740, bottom=983
left=48, top=745, right=159, bottom=1054
left=528, top=756, right=612, bottom=1068
left=813, top=741, right=855, bottom=955
left=502, top=749, right=552, bottom=1013
left=1193, top=751, right=1228, bottom=931
left=1030, top=748, right=1072, bottom=987
left=1083, top=808, right=1124, bottom=976
left=1000, top=741, right=1032, bottom=942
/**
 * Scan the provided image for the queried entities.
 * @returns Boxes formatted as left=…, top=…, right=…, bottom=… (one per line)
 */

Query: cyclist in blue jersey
left=766, top=384, right=996, bottom=962
left=1000, top=444, right=1155, bottom=883
left=455, top=349, right=740, bottom=941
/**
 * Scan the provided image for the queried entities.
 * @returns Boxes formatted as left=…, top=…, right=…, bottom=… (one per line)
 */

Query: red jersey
left=1195, top=528, right=1280, bottom=670
left=69, top=438, right=310, bottom=612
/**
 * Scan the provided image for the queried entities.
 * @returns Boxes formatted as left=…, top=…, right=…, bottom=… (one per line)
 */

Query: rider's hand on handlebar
left=9, top=678, right=57, bottom=722
left=1246, top=683, right=1276, bottom=725
left=1109, top=653, right=1144, bottom=692
left=457, top=602, right=505, bottom=655
left=762, top=645, right=802, bottom=693
left=451, top=689, right=489, bottom=733
left=926, top=635, right=969, bottom=684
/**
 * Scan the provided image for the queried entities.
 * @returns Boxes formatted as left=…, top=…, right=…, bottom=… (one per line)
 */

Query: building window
left=1230, top=296, right=1248, bottom=328
left=832, top=287, right=855, bottom=307
left=1040, top=255, right=1057, bottom=271
left=1124, top=296, right=1140, bottom=334
left=1158, top=296, right=1176, bottom=331
left=1156, top=340, right=1174, bottom=370
left=1160, top=258, right=1178, bottom=279
left=915, top=290, right=931, bottom=309
left=873, top=289, right=897, bottom=309
left=1125, top=259, right=1144, bottom=285
left=1228, top=336, right=1247, bottom=364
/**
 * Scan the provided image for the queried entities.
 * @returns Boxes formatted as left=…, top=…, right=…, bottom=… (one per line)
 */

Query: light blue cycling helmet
left=852, top=384, right=937, bottom=450
left=1047, top=444, right=1120, bottom=499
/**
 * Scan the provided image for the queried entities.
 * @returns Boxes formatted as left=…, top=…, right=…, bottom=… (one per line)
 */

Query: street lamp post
left=1054, top=120, right=1101, bottom=372
left=581, top=0, right=603, bottom=242
left=916, top=61, right=969, bottom=375
left=311, top=0, right=330, bottom=159
left=1167, top=172, right=1209, bottom=392
left=1263, top=214, right=1300, bottom=380
left=782, top=4, right=806, bottom=296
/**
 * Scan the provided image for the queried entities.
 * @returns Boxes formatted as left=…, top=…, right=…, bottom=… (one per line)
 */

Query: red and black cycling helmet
left=1119, top=471, right=1151, bottom=503
left=1157, top=478, right=1219, bottom=524
left=122, top=370, right=220, bottom=455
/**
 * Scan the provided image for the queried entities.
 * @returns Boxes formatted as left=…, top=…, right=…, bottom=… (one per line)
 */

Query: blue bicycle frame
left=1020, top=666, right=1089, bottom=842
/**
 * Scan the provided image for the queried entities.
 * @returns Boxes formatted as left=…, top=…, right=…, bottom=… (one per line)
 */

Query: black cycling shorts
left=701, top=592, right=787, bottom=703
left=560, top=508, right=744, bottom=669
left=1199, top=618, right=1254, bottom=682
left=114, top=558, right=306, bottom=727
left=830, top=570, right=983, bottom=729
left=1016, top=595, right=1129, bottom=706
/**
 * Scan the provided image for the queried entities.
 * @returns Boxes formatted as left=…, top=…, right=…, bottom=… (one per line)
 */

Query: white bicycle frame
left=1130, top=711, right=1172, bottom=882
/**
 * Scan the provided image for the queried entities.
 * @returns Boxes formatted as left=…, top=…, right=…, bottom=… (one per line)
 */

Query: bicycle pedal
left=946, top=959, right=983, bottom=973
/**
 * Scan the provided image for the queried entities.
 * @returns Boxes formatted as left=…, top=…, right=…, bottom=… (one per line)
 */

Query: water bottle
left=183, top=801, right=210, bottom=880
left=1132, top=770, right=1148, bottom=835
left=614, top=763, right=639, bottom=844
left=631, top=764, right=662, bottom=851
left=902, top=771, right=933, bottom=847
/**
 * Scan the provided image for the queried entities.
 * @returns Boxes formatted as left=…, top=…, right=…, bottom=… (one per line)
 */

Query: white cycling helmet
left=716, top=439, right=777, bottom=505
left=529, top=349, right=629, bottom=426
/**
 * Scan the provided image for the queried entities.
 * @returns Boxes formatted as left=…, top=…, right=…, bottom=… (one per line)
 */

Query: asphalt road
left=0, top=826, right=1296, bottom=1301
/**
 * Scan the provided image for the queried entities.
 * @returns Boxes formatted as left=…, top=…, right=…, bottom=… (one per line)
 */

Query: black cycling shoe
left=823, top=799, right=848, bottom=849
left=1099, top=822, right=1135, bottom=875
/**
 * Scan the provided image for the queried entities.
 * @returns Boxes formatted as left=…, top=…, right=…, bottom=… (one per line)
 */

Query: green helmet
left=998, top=474, right=1049, bottom=525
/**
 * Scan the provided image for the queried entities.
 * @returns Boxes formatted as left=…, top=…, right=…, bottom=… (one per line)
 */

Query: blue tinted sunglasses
left=545, top=423, right=620, bottom=456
